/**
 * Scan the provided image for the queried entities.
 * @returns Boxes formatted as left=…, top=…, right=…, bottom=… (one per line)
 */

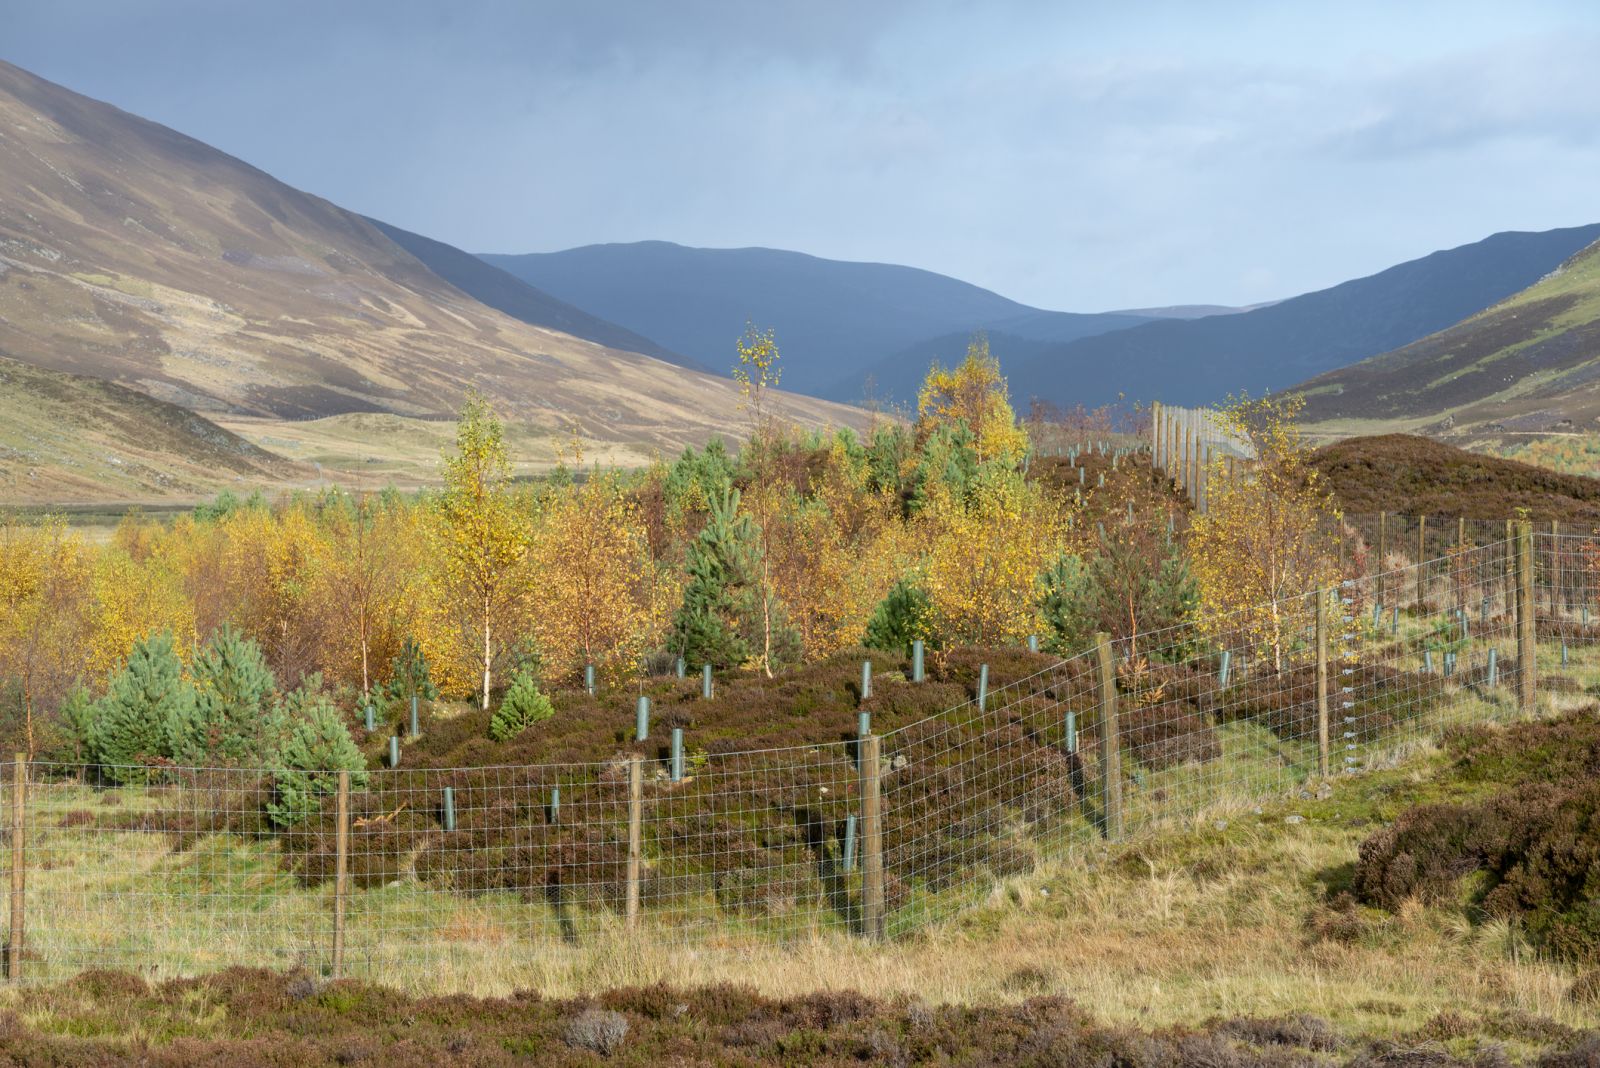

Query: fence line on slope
left=2, top=526, right=1584, bottom=985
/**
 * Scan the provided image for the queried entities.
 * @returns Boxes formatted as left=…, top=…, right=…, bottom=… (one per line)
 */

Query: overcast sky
left=5, top=0, right=1599, bottom=310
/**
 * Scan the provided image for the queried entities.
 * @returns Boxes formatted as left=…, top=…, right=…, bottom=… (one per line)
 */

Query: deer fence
left=0, top=526, right=1587, bottom=985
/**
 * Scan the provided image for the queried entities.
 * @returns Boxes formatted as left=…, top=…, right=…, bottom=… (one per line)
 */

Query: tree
left=180, top=624, right=279, bottom=765
left=384, top=636, right=439, bottom=705
left=916, top=334, right=1029, bottom=467
left=489, top=671, right=555, bottom=742
left=267, top=678, right=367, bottom=827
left=863, top=579, right=933, bottom=653
left=438, top=394, right=529, bottom=709
left=0, top=516, right=91, bottom=757
left=920, top=466, right=1063, bottom=647
left=527, top=472, right=661, bottom=684
left=1038, top=519, right=1197, bottom=658
left=732, top=322, right=782, bottom=440
left=672, top=486, right=796, bottom=671
left=319, top=493, right=406, bottom=697
left=1187, top=394, right=1341, bottom=670
left=88, top=630, right=195, bottom=783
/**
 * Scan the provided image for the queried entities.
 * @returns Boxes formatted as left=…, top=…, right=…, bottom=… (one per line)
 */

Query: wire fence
left=1149, top=403, right=1252, bottom=511
left=0, top=528, right=1586, bottom=985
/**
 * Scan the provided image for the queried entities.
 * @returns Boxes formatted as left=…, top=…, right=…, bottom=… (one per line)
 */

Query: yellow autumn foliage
left=1187, top=394, right=1341, bottom=670
left=916, top=334, right=1029, bottom=467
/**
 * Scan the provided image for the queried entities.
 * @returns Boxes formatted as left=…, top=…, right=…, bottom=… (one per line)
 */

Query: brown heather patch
left=0, top=968, right=1591, bottom=1066
left=1311, top=435, right=1600, bottom=523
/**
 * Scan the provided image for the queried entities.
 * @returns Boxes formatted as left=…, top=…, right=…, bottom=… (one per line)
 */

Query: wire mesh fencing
left=0, top=530, right=1577, bottom=985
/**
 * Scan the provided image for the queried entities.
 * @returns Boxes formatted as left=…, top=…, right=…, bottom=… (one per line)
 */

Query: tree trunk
left=481, top=596, right=493, bottom=711
left=359, top=607, right=370, bottom=697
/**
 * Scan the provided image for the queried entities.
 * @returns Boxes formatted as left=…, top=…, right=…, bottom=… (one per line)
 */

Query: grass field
left=9, top=614, right=1593, bottom=1032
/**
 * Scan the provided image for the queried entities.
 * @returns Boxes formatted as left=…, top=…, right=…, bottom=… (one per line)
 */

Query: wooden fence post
left=1182, top=420, right=1193, bottom=502
left=859, top=734, right=885, bottom=940
left=6, top=754, right=23, bottom=983
left=626, top=755, right=643, bottom=929
left=1517, top=521, right=1537, bottom=716
left=1416, top=515, right=1427, bottom=608
left=1151, top=401, right=1162, bottom=469
left=1093, top=634, right=1122, bottom=840
left=332, top=768, right=349, bottom=979
left=1315, top=592, right=1330, bottom=779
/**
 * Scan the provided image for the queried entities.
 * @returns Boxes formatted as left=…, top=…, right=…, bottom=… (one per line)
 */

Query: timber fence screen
left=0, top=528, right=1583, bottom=984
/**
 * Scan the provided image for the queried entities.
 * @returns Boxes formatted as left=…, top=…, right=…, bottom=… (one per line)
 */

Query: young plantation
left=3, top=342, right=1277, bottom=768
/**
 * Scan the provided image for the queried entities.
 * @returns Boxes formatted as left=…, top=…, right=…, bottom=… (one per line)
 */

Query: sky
left=4, top=0, right=1600, bottom=311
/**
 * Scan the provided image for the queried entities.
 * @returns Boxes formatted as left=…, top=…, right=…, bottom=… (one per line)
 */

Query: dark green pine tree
left=88, top=630, right=195, bottom=783
left=180, top=624, right=280, bottom=765
left=672, top=485, right=754, bottom=670
left=863, top=578, right=933, bottom=654
left=385, top=636, right=439, bottom=704
left=267, top=680, right=368, bottom=827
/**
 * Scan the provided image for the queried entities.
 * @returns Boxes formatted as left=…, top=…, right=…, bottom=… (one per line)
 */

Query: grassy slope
left=0, top=354, right=303, bottom=503
left=0, top=59, right=868, bottom=496
left=1300, top=240, right=1600, bottom=441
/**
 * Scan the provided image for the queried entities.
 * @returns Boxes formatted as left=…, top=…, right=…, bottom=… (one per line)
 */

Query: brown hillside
left=1310, top=433, right=1600, bottom=521
left=0, top=353, right=302, bottom=503
left=0, top=60, right=863, bottom=452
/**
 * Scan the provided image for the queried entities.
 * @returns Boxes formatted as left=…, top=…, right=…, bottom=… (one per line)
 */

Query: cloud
left=4, top=2, right=1600, bottom=308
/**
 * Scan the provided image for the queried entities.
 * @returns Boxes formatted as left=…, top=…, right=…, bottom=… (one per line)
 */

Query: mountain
left=1004, top=224, right=1600, bottom=410
left=1297, top=238, right=1600, bottom=439
left=362, top=217, right=702, bottom=371
left=479, top=241, right=1158, bottom=399
left=837, top=326, right=1143, bottom=408
left=0, top=353, right=299, bottom=503
left=0, top=59, right=862, bottom=481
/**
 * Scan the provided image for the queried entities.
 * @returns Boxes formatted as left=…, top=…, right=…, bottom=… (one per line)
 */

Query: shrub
left=268, top=679, right=368, bottom=827
left=1354, top=779, right=1600, bottom=962
left=564, top=1008, right=629, bottom=1056
left=88, top=631, right=194, bottom=783
left=489, top=672, right=554, bottom=742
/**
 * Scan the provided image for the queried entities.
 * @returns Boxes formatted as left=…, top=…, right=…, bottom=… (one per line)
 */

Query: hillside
left=1298, top=239, right=1600, bottom=439
left=1309, top=433, right=1600, bottom=520
left=1006, top=224, right=1600, bottom=409
left=363, top=217, right=702, bottom=371
left=0, top=352, right=300, bottom=503
left=480, top=241, right=1157, bottom=400
left=0, top=60, right=864, bottom=478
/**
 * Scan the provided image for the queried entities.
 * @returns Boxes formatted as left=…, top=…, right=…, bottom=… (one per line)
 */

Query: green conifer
left=180, top=625, right=279, bottom=765
left=863, top=579, right=933, bottom=654
left=88, top=630, right=195, bottom=783
left=267, top=679, right=367, bottom=827
left=488, top=671, right=554, bottom=742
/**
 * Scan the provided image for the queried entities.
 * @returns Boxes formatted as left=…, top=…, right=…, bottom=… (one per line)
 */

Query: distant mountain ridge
left=1003, top=224, right=1600, bottom=411
left=479, top=241, right=1169, bottom=399
left=1297, top=236, right=1600, bottom=438
left=365, top=219, right=703, bottom=371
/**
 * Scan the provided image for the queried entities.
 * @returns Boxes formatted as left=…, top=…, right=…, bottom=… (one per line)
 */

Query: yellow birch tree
left=1187, top=394, right=1341, bottom=670
left=439, top=394, right=529, bottom=709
